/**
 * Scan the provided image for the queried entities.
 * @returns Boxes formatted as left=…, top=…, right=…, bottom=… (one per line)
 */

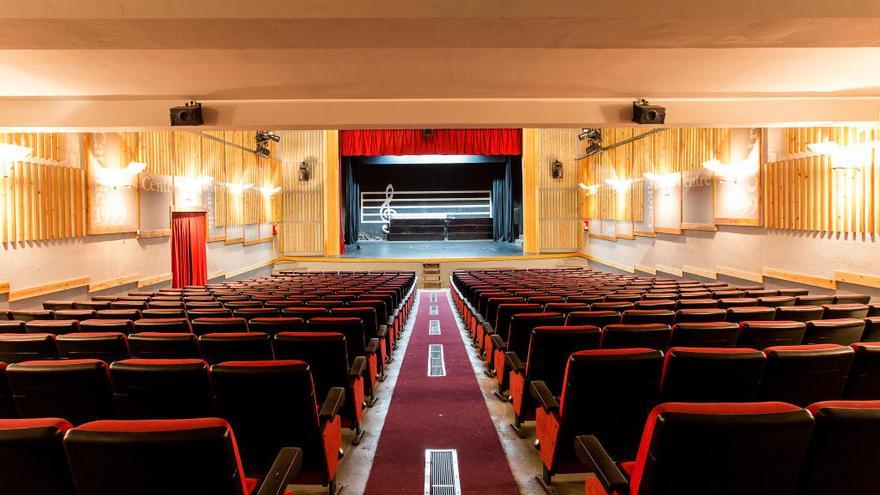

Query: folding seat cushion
left=821, top=303, right=870, bottom=319
left=717, top=297, right=759, bottom=309
left=42, top=300, right=76, bottom=310
left=803, top=318, right=866, bottom=345
left=797, top=401, right=880, bottom=495
left=211, top=361, right=344, bottom=491
left=484, top=303, right=542, bottom=359
left=234, top=307, right=280, bottom=320
left=601, top=324, right=671, bottom=350
left=760, top=344, right=855, bottom=406
left=0, top=418, right=76, bottom=495
left=109, top=359, right=214, bottom=419
left=797, top=295, right=834, bottom=306
left=187, top=308, right=233, bottom=320
left=198, top=333, right=274, bottom=364
left=659, top=347, right=766, bottom=402
left=675, top=298, right=718, bottom=309
left=55, top=333, right=129, bottom=362
left=492, top=313, right=565, bottom=389
left=565, top=310, right=620, bottom=328
left=531, top=348, right=663, bottom=483
left=191, top=317, right=249, bottom=336
left=870, top=303, right=880, bottom=317
left=132, top=317, right=191, bottom=334
left=127, top=332, right=200, bottom=359
left=306, top=317, right=380, bottom=397
left=757, top=296, right=796, bottom=307
left=10, top=310, right=54, bottom=321
left=844, top=343, right=880, bottom=399
left=776, top=305, right=825, bottom=322
left=25, top=319, right=79, bottom=336
left=248, top=317, right=304, bottom=337
left=63, top=418, right=303, bottom=495
left=0, top=363, right=14, bottom=418
left=633, top=300, right=676, bottom=310
left=96, top=308, right=141, bottom=320
left=274, top=332, right=368, bottom=443
left=6, top=360, right=114, bottom=425
left=725, top=306, right=777, bottom=323
left=737, top=321, right=806, bottom=350
left=621, top=310, right=675, bottom=325
left=574, top=402, right=814, bottom=495
left=110, top=301, right=147, bottom=311
left=592, top=301, right=635, bottom=312
left=0, top=320, right=26, bottom=333
left=140, top=308, right=187, bottom=319
left=834, top=294, right=872, bottom=305
left=674, top=308, right=727, bottom=323
left=507, top=325, right=601, bottom=432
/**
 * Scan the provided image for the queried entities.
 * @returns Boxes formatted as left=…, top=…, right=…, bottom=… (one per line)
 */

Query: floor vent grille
left=430, top=292, right=438, bottom=302
left=429, top=320, right=441, bottom=335
left=430, top=305, right=439, bottom=315
left=428, top=344, right=446, bottom=377
left=424, top=449, right=461, bottom=495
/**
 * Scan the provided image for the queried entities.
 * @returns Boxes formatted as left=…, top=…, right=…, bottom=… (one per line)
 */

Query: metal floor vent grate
left=429, top=305, right=439, bottom=315
left=424, top=449, right=462, bottom=495
left=430, top=292, right=438, bottom=302
left=429, top=319, right=441, bottom=335
left=428, top=344, right=446, bottom=377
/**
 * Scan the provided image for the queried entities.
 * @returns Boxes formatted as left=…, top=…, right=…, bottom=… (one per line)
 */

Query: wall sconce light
left=605, top=178, right=633, bottom=192
left=808, top=140, right=875, bottom=170
left=551, top=159, right=564, bottom=179
left=95, top=161, right=146, bottom=189
left=0, top=143, right=33, bottom=178
left=298, top=161, right=311, bottom=181
left=702, top=146, right=760, bottom=183
left=227, top=182, right=254, bottom=195
left=578, top=182, right=600, bottom=194
left=259, top=186, right=281, bottom=198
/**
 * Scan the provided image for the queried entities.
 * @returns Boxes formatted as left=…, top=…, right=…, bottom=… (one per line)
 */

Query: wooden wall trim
left=88, top=273, right=139, bottom=293
left=761, top=267, right=837, bottom=290
left=207, top=234, right=226, bottom=243
left=9, top=276, right=90, bottom=302
left=224, top=237, right=244, bottom=245
left=137, top=229, right=171, bottom=239
left=681, top=223, right=717, bottom=232
left=834, top=270, right=880, bottom=289
left=682, top=265, right=717, bottom=280
left=633, top=230, right=656, bottom=238
left=137, top=272, right=172, bottom=288
left=654, top=227, right=683, bottom=235
left=716, top=265, right=764, bottom=283
left=655, top=264, right=684, bottom=278
left=243, top=237, right=273, bottom=247
left=323, top=130, right=341, bottom=256
left=0, top=281, right=9, bottom=295
left=522, top=129, right=538, bottom=253
left=634, top=264, right=657, bottom=275
left=588, top=233, right=617, bottom=242
left=582, top=253, right=635, bottom=274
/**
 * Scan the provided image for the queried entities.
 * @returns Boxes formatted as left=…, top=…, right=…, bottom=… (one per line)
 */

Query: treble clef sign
left=379, top=183, right=396, bottom=233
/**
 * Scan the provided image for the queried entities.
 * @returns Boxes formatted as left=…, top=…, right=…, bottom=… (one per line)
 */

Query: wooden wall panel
left=278, top=130, right=327, bottom=256
left=531, top=129, right=581, bottom=252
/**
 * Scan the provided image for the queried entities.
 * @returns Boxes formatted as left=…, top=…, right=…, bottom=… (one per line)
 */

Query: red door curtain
left=171, top=212, right=208, bottom=288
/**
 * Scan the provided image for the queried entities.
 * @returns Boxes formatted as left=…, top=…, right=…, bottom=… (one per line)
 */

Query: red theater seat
left=592, top=301, right=635, bottom=312
left=79, top=318, right=134, bottom=335
left=775, top=305, right=825, bottom=322
left=74, top=301, right=112, bottom=311
left=127, top=332, right=200, bottom=359
left=0, top=363, right=13, bottom=418
left=675, top=298, right=718, bottom=309
left=760, top=344, right=855, bottom=406
left=736, top=321, right=806, bottom=350
left=280, top=307, right=328, bottom=321
left=565, top=310, right=620, bottom=328
left=484, top=303, right=542, bottom=359
left=717, top=297, right=759, bottom=309
left=306, top=317, right=379, bottom=397
left=633, top=300, right=676, bottom=310
left=141, top=308, right=187, bottom=319
left=531, top=348, right=663, bottom=485
left=659, top=347, right=766, bottom=402
left=492, top=313, right=565, bottom=394
left=110, top=301, right=147, bottom=311
left=0, top=320, right=26, bottom=333
left=25, top=319, right=79, bottom=335
left=757, top=296, right=796, bottom=307
left=211, top=361, right=343, bottom=493
left=601, top=324, right=671, bottom=350
left=63, top=418, right=303, bottom=495
left=843, top=343, right=880, bottom=400
left=55, top=332, right=129, bottom=362
left=796, top=295, right=834, bottom=306
left=132, top=317, right=191, bottom=334
left=863, top=316, right=880, bottom=341
left=0, top=418, right=76, bottom=494
left=10, top=310, right=54, bottom=321
left=621, top=310, right=675, bottom=325
left=834, top=294, right=872, bottom=305
left=725, top=306, right=776, bottom=323
left=42, top=300, right=76, bottom=310
left=248, top=317, right=304, bottom=336
left=331, top=306, right=388, bottom=372
left=821, top=303, right=870, bottom=319
left=869, top=303, right=880, bottom=317
left=187, top=308, right=233, bottom=320
left=96, top=308, right=141, bottom=320
left=6, top=360, right=114, bottom=425
left=574, top=402, right=814, bottom=495
left=804, top=318, right=866, bottom=345
left=0, top=333, right=57, bottom=363
left=110, top=359, right=214, bottom=419
left=669, top=322, right=739, bottom=348
left=198, top=333, right=274, bottom=364
left=674, top=308, right=727, bottom=323
left=234, top=307, right=281, bottom=320
left=191, top=317, right=249, bottom=336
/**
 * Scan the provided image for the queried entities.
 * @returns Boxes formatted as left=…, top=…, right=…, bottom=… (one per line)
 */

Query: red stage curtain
left=171, top=212, right=208, bottom=288
left=340, top=129, right=522, bottom=156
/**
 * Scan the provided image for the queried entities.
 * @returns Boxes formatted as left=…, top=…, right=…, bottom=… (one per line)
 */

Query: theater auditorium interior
left=2, top=2, right=880, bottom=495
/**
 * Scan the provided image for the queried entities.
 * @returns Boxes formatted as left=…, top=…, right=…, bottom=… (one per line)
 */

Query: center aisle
left=364, top=290, right=520, bottom=494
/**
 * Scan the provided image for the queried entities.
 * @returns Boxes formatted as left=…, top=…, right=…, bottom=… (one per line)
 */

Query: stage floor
left=343, top=240, right=523, bottom=259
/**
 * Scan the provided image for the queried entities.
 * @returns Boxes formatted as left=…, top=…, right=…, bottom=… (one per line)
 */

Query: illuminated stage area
left=343, top=240, right=523, bottom=259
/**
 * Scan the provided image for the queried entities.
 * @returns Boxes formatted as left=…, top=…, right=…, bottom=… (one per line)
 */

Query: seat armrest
left=505, top=352, right=525, bottom=373
left=529, top=380, right=559, bottom=412
left=482, top=321, right=495, bottom=336
left=386, top=316, right=395, bottom=327
left=489, top=334, right=506, bottom=352
left=349, top=355, right=367, bottom=379
left=377, top=324, right=387, bottom=338
left=393, top=308, right=400, bottom=317
left=574, top=435, right=630, bottom=494
left=365, top=337, right=380, bottom=354
left=256, top=447, right=303, bottom=495
left=318, top=387, right=346, bottom=421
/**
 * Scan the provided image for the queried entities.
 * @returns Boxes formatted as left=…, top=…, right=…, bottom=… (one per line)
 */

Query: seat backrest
left=10, top=310, right=54, bottom=322
left=737, top=321, right=806, bottom=350
left=141, top=309, right=187, bottom=319
left=622, top=310, right=676, bottom=325
left=674, top=308, right=727, bottom=323
left=675, top=298, right=718, bottom=309
left=132, top=318, right=191, bottom=334
left=53, top=310, right=98, bottom=322
left=757, top=296, right=796, bottom=307
left=191, top=317, right=248, bottom=336
left=659, top=347, right=766, bottom=402
left=25, top=319, right=79, bottom=336
left=80, top=319, right=134, bottom=335
left=628, top=402, right=814, bottom=495
left=797, top=400, right=880, bottom=495
left=186, top=308, right=233, bottom=320
left=211, top=361, right=327, bottom=479
left=280, top=306, right=328, bottom=321
left=0, top=418, right=76, bottom=495
left=6, top=360, right=114, bottom=425
left=796, top=295, right=834, bottom=306
left=833, top=294, right=872, bottom=305
left=543, top=302, right=590, bottom=315
left=247, top=317, right=304, bottom=336
left=669, top=322, right=739, bottom=348
left=760, top=344, right=855, bottom=406
left=126, top=332, right=200, bottom=359
left=0, top=333, right=57, bottom=363
left=198, top=332, right=274, bottom=364
left=560, top=348, right=663, bottom=459
left=524, top=325, right=600, bottom=392
left=821, top=304, right=870, bottom=320
left=494, top=304, right=542, bottom=341
left=845, top=343, right=880, bottom=400
left=601, top=324, right=671, bottom=350
left=306, top=317, right=366, bottom=359
left=634, top=300, right=677, bottom=310
left=96, top=309, right=142, bottom=321
left=774, top=305, right=825, bottom=322
left=0, top=320, right=26, bottom=334
left=804, top=318, right=866, bottom=345
left=109, top=359, right=214, bottom=419
left=725, top=306, right=777, bottom=323
left=592, top=301, right=635, bottom=312
left=505, top=313, right=565, bottom=359
left=63, top=418, right=250, bottom=495
left=565, top=310, right=620, bottom=328
left=274, top=332, right=349, bottom=402
left=55, top=332, right=130, bottom=362
left=331, top=307, right=379, bottom=339
left=233, top=307, right=279, bottom=320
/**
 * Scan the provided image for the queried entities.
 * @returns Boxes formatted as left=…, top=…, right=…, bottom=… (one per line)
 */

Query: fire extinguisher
left=272, top=224, right=278, bottom=236
left=583, top=219, right=590, bottom=232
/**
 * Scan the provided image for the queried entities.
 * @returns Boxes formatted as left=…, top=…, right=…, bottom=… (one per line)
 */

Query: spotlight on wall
left=95, top=161, right=147, bottom=189
left=578, top=128, right=601, bottom=142
left=227, top=183, right=254, bottom=195
left=605, top=178, right=633, bottom=192
left=808, top=140, right=875, bottom=170
left=551, top=159, right=564, bottom=179
left=256, top=131, right=280, bottom=143
left=0, top=143, right=32, bottom=178
left=631, top=99, right=666, bottom=125
left=259, top=186, right=282, bottom=197
left=579, top=182, right=599, bottom=194
left=255, top=144, right=271, bottom=159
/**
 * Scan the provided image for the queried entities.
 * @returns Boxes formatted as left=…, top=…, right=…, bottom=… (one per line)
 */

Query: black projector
left=631, top=100, right=666, bottom=125
left=170, top=102, right=204, bottom=126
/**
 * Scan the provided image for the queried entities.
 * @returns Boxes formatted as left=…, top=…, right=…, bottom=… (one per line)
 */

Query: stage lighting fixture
left=255, top=144, right=271, bottom=159
left=256, top=131, right=281, bottom=143
left=632, top=99, right=666, bottom=124
left=298, top=161, right=311, bottom=182
left=578, top=128, right=601, bottom=142
left=584, top=142, right=603, bottom=157
left=169, top=101, right=204, bottom=126
left=551, top=159, right=564, bottom=179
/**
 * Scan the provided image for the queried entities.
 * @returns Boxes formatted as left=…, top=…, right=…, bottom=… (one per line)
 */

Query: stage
left=343, top=240, right=523, bottom=259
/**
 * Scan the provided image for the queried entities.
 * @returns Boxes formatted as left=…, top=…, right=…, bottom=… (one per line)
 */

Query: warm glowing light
left=227, top=183, right=254, bottom=195
left=95, top=161, right=146, bottom=189
left=0, top=143, right=33, bottom=177
left=702, top=146, right=760, bottom=182
left=175, top=175, right=213, bottom=205
left=259, top=186, right=282, bottom=197
left=605, top=178, right=633, bottom=192
left=807, top=140, right=876, bottom=170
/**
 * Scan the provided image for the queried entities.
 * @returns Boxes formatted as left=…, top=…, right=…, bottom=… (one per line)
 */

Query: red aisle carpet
left=364, top=291, right=520, bottom=494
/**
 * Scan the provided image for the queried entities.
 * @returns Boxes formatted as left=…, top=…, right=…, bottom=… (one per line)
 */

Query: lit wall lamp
left=808, top=140, right=875, bottom=170
left=95, top=161, right=146, bottom=189
left=579, top=182, right=600, bottom=194
left=702, top=146, right=760, bottom=183
left=227, top=183, right=254, bottom=195
left=0, top=143, right=33, bottom=178
left=645, top=172, right=679, bottom=196
left=551, top=159, right=564, bottom=179
left=259, top=186, right=281, bottom=198
left=605, top=178, right=633, bottom=192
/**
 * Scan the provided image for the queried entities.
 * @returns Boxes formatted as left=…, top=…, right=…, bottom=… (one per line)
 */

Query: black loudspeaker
left=631, top=100, right=666, bottom=124
left=422, top=129, right=434, bottom=137
left=169, top=102, right=204, bottom=126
